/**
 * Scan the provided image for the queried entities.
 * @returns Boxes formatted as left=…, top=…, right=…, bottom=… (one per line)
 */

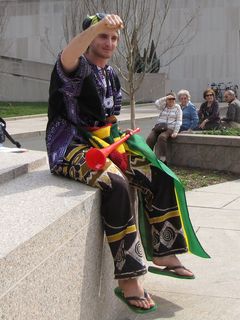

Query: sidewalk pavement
left=4, top=103, right=159, bottom=137
left=135, top=179, right=240, bottom=320
left=4, top=102, right=228, bottom=137
left=2, top=103, right=239, bottom=319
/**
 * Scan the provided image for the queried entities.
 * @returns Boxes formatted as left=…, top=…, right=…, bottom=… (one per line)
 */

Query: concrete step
left=0, top=149, right=47, bottom=184
left=0, top=162, right=126, bottom=320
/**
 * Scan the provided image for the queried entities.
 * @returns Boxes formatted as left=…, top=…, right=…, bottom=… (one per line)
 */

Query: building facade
left=0, top=0, right=240, bottom=101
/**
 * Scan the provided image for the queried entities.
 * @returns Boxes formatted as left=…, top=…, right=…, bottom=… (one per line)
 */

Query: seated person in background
left=221, top=90, right=240, bottom=128
left=198, top=88, right=220, bottom=130
left=146, top=92, right=182, bottom=164
left=177, top=89, right=199, bottom=132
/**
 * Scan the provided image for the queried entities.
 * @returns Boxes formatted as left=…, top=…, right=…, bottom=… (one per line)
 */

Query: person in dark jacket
left=198, top=88, right=220, bottom=130
left=221, top=90, right=240, bottom=128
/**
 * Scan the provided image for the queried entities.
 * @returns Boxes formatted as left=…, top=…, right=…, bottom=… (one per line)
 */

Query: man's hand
left=171, top=132, right=178, bottom=138
left=124, top=128, right=134, bottom=135
left=99, top=14, right=124, bottom=32
left=106, top=115, right=117, bottom=124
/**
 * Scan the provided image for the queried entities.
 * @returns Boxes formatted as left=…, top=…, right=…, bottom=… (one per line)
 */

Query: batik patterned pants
left=53, top=143, right=188, bottom=279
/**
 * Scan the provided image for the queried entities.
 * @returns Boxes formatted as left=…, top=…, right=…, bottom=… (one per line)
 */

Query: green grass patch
left=0, top=102, right=48, bottom=118
left=172, top=166, right=239, bottom=190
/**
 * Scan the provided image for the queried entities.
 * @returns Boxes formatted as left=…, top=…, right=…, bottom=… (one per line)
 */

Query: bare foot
left=118, top=278, right=155, bottom=310
left=153, top=255, right=194, bottom=277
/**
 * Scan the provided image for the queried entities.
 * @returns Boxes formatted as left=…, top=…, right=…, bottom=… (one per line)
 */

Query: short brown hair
left=203, top=88, right=215, bottom=99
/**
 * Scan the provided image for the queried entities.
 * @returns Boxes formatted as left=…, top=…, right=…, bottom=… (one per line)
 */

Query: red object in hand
left=86, top=127, right=140, bottom=170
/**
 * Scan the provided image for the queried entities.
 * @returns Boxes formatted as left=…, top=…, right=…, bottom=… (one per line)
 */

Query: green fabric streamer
left=125, top=131, right=210, bottom=259
left=83, top=123, right=210, bottom=259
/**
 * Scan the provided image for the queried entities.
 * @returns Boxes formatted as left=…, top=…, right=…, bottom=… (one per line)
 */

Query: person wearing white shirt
left=146, top=92, right=182, bottom=164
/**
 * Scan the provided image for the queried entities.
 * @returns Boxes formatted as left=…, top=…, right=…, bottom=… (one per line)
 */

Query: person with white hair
left=177, top=89, right=199, bottom=132
left=221, top=90, right=240, bottom=128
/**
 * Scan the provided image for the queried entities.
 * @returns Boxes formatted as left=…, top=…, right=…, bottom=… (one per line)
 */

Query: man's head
left=224, top=90, right=236, bottom=103
left=83, top=13, right=122, bottom=62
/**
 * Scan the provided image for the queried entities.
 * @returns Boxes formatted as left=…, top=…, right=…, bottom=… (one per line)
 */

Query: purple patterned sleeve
left=55, top=53, right=94, bottom=126
left=56, top=54, right=91, bottom=97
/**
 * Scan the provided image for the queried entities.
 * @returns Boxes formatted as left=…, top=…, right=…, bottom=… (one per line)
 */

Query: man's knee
left=157, top=133, right=168, bottom=143
left=146, top=131, right=157, bottom=148
left=106, top=172, right=130, bottom=194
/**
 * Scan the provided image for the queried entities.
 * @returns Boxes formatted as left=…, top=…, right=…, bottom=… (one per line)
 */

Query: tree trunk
left=130, top=91, right=136, bottom=129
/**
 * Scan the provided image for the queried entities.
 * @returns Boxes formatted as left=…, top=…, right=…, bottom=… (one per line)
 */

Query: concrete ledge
left=168, top=133, right=240, bottom=174
left=0, top=150, right=47, bottom=184
left=0, top=164, right=125, bottom=320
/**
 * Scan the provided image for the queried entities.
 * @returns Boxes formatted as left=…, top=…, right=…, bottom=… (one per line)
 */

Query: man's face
left=89, top=30, right=119, bottom=60
left=224, top=93, right=234, bottom=103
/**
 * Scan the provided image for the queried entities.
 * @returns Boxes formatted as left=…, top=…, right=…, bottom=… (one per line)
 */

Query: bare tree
left=61, top=0, right=200, bottom=128
left=63, top=0, right=88, bottom=44
left=40, top=27, right=61, bottom=60
left=40, top=0, right=89, bottom=61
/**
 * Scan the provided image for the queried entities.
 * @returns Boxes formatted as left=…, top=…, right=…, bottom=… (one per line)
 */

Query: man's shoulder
left=234, top=99, right=240, bottom=107
left=229, top=99, right=240, bottom=108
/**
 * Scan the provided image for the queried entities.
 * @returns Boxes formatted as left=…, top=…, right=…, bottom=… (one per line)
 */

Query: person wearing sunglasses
left=198, top=88, right=220, bottom=130
left=146, top=92, right=182, bottom=164
left=45, top=13, right=207, bottom=314
left=177, top=89, right=199, bottom=132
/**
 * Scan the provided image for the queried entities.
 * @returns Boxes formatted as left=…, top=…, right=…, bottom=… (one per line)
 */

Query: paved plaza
left=1, top=104, right=239, bottom=319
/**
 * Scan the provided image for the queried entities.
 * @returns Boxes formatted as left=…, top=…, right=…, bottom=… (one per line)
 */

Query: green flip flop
left=148, top=265, right=195, bottom=279
left=114, top=287, right=157, bottom=314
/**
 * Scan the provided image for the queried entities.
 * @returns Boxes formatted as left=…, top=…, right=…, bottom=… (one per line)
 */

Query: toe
left=127, top=296, right=152, bottom=310
left=144, top=291, right=155, bottom=307
left=127, top=298, right=149, bottom=309
left=177, top=266, right=194, bottom=277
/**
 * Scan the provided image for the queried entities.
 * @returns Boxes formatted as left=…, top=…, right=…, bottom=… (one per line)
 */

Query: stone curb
left=4, top=114, right=48, bottom=121
left=0, top=150, right=47, bottom=184
left=3, top=103, right=155, bottom=121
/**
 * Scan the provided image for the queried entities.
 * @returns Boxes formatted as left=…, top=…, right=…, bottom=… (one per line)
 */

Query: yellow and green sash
left=84, top=123, right=210, bottom=260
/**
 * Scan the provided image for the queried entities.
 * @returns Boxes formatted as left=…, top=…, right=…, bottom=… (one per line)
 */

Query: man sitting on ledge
left=46, top=12, right=209, bottom=313
left=221, top=90, right=240, bottom=128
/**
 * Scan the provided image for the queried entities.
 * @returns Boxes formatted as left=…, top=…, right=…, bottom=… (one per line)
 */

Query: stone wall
left=167, top=133, right=240, bottom=174
left=119, top=73, right=167, bottom=103
left=0, top=55, right=52, bottom=101
left=0, top=55, right=166, bottom=102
